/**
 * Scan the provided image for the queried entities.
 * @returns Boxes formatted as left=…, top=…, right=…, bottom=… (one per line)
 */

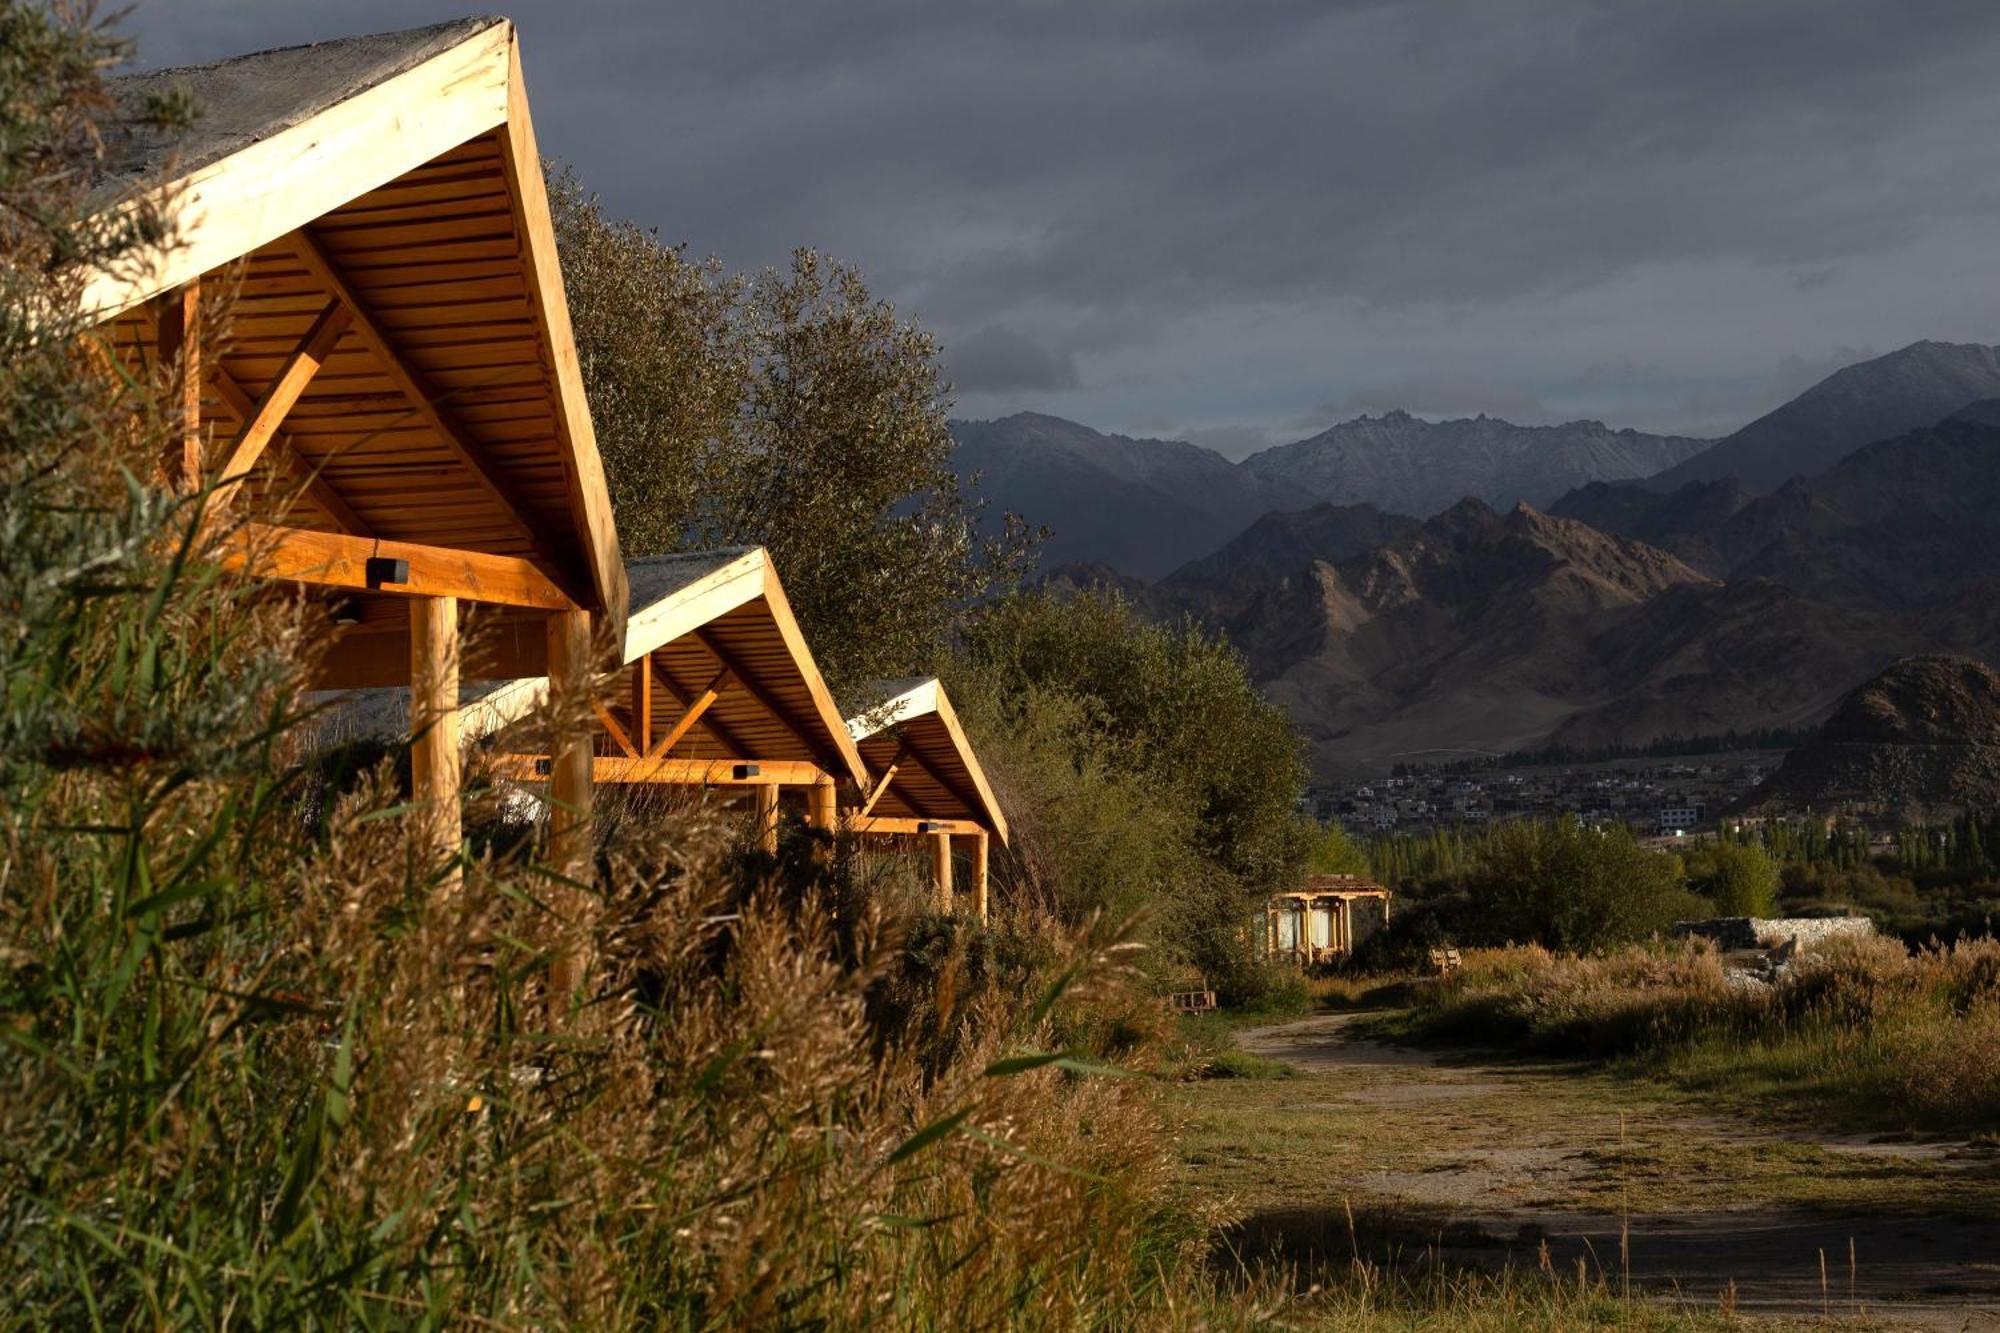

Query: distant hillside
left=1743, top=656, right=2000, bottom=820
left=1237, top=411, right=1708, bottom=518
left=1556, top=414, right=2000, bottom=649
left=1152, top=502, right=1420, bottom=623
left=1642, top=340, right=2000, bottom=495
left=1207, top=500, right=1730, bottom=774
left=951, top=413, right=1293, bottom=578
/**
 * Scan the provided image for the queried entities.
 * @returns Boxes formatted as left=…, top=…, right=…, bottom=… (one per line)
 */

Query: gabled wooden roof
left=92, top=18, right=624, bottom=659
left=483, top=549, right=870, bottom=788
left=847, top=678, right=1008, bottom=843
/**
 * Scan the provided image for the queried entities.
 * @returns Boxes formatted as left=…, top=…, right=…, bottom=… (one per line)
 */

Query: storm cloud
left=125, top=1, right=2000, bottom=456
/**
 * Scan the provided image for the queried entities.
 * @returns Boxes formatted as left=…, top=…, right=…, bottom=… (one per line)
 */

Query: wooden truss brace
left=593, top=701, right=639, bottom=758
left=224, top=524, right=577, bottom=610
left=691, top=627, right=845, bottom=777
left=647, top=664, right=732, bottom=760
left=856, top=746, right=909, bottom=819
left=208, top=299, right=354, bottom=518
left=645, top=654, right=757, bottom=760
left=208, top=365, right=373, bottom=535
left=286, top=227, right=588, bottom=606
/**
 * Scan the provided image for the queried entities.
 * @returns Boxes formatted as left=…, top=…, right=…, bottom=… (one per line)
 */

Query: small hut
left=845, top=678, right=1009, bottom=920
left=1266, top=874, right=1392, bottom=965
left=483, top=549, right=870, bottom=847
left=90, top=19, right=624, bottom=874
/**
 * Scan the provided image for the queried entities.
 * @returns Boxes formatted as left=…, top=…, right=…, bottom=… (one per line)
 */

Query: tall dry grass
left=1406, top=936, right=2000, bottom=1132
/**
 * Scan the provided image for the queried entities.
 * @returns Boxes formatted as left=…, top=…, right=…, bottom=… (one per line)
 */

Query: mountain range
left=964, top=340, right=2000, bottom=778
left=953, top=411, right=1706, bottom=577
left=1236, top=411, right=1706, bottom=519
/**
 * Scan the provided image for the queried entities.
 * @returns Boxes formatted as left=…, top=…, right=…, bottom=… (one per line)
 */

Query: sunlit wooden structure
left=844, top=678, right=1009, bottom=920
left=1266, top=874, right=1391, bottom=966
left=486, top=549, right=869, bottom=850
left=90, top=19, right=624, bottom=877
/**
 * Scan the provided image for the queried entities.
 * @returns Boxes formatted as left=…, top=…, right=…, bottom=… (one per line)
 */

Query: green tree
left=548, top=173, right=1033, bottom=690
left=1466, top=818, right=1700, bottom=951
left=952, top=589, right=1311, bottom=992
left=1308, top=820, right=1372, bottom=877
left=1683, top=840, right=1778, bottom=917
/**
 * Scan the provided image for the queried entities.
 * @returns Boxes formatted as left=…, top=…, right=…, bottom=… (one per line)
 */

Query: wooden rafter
left=646, top=665, right=731, bottom=761
left=284, top=226, right=589, bottom=607
left=209, top=365, right=373, bottom=535
left=210, top=299, right=353, bottom=516
left=893, top=739, right=992, bottom=832
left=692, top=627, right=846, bottom=777
left=225, top=524, right=577, bottom=610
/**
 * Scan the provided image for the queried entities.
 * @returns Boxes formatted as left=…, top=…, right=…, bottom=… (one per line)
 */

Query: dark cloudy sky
left=127, top=1, right=2000, bottom=456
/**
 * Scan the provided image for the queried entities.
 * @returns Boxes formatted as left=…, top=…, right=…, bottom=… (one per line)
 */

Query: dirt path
left=1179, top=1013, right=2000, bottom=1327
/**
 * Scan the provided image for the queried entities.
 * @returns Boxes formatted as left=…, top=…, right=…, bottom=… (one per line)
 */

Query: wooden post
left=807, top=777, right=837, bottom=832
left=545, top=609, right=595, bottom=874
left=408, top=596, right=462, bottom=885
left=971, top=829, right=990, bottom=923
left=753, top=782, right=780, bottom=854
left=930, top=831, right=954, bottom=914
left=546, top=609, right=594, bottom=1014
left=631, top=649, right=653, bottom=754
left=807, top=777, right=837, bottom=866
left=152, top=281, right=202, bottom=495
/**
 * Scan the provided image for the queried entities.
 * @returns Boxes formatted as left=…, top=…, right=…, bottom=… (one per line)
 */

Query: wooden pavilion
left=844, top=678, right=1009, bottom=920
left=1266, top=874, right=1392, bottom=966
left=483, top=549, right=870, bottom=848
left=89, top=19, right=623, bottom=875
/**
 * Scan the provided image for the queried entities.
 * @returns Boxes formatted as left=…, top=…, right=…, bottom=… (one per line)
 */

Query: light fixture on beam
left=364, top=555, right=410, bottom=589
left=732, top=763, right=761, bottom=781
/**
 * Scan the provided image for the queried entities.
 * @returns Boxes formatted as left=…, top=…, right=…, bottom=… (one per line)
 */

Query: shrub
left=1683, top=840, right=1779, bottom=916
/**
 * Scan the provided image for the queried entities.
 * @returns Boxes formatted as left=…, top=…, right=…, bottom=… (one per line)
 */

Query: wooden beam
left=153, top=281, right=202, bottom=495
left=409, top=596, right=463, bottom=886
left=286, top=227, right=590, bottom=607
left=210, top=300, right=353, bottom=517
left=492, top=755, right=823, bottom=787
left=692, top=627, right=846, bottom=776
left=646, top=665, right=731, bottom=761
left=592, top=701, right=639, bottom=759
left=498, top=32, right=626, bottom=640
left=847, top=816, right=980, bottom=838
left=208, top=366, right=374, bottom=536
left=225, top=524, right=577, bottom=611
left=856, top=760, right=901, bottom=819
left=645, top=656, right=757, bottom=761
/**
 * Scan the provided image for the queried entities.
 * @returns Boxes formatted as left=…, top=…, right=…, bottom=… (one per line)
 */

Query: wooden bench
left=1428, top=946, right=1462, bottom=976
left=1168, top=989, right=1217, bottom=1014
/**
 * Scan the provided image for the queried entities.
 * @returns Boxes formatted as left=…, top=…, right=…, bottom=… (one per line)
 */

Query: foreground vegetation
left=1397, top=936, right=2000, bottom=1135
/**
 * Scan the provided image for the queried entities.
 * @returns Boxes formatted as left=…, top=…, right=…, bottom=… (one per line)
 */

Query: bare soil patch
left=1180, top=1011, right=2000, bottom=1327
